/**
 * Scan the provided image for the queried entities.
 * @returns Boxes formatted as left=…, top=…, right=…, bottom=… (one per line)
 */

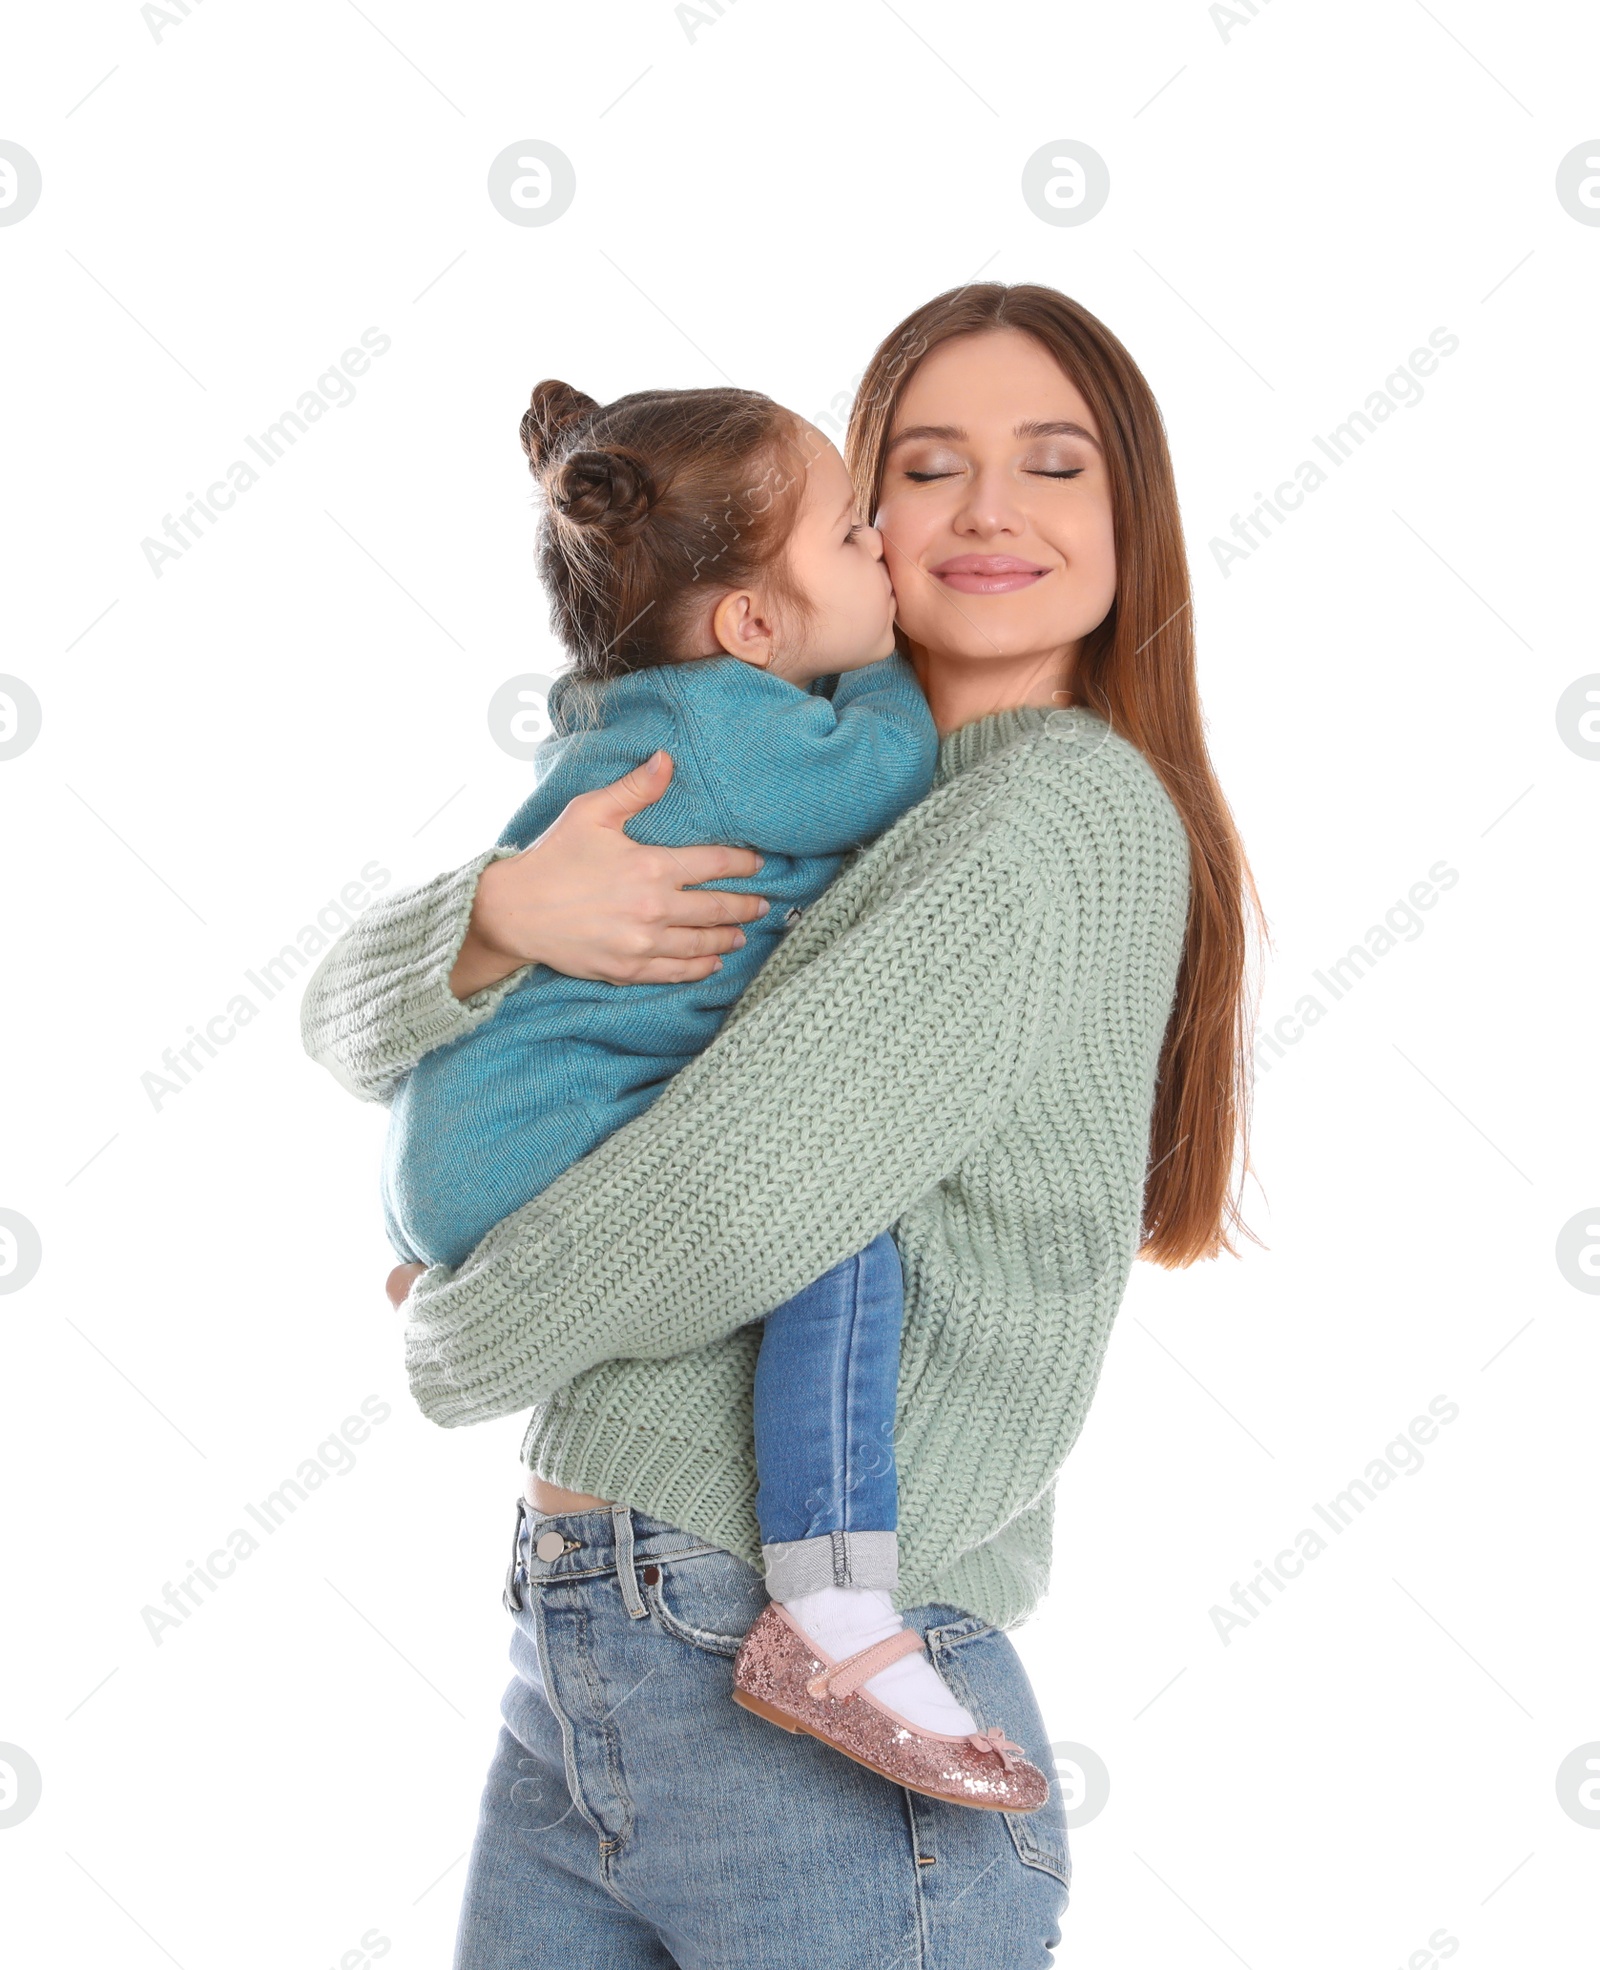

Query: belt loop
left=503, top=1496, right=529, bottom=1613
left=612, top=1502, right=648, bottom=1619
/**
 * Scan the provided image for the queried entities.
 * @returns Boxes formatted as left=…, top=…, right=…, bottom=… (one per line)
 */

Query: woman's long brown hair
left=846, top=283, right=1264, bottom=1268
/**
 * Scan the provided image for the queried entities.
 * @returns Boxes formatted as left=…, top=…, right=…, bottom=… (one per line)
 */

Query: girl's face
left=873, top=329, right=1117, bottom=692
left=706, top=429, right=896, bottom=682
left=772, top=431, right=897, bottom=681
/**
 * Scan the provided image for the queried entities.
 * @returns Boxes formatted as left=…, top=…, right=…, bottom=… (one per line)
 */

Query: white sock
left=778, top=1584, right=978, bottom=1736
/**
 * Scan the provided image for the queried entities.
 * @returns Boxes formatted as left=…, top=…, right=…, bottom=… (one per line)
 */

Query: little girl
left=383, top=378, right=1045, bottom=1808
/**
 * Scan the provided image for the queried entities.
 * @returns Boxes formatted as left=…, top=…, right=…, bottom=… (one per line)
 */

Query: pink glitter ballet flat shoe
left=731, top=1602, right=1050, bottom=1814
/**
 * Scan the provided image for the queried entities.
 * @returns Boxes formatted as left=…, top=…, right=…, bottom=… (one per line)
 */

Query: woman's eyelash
left=901, top=466, right=1085, bottom=483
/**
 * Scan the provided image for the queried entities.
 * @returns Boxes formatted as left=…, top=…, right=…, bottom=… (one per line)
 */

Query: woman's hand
left=449, top=750, right=770, bottom=997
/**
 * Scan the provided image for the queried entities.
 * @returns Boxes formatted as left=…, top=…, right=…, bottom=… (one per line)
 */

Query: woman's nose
left=953, top=467, right=1025, bottom=535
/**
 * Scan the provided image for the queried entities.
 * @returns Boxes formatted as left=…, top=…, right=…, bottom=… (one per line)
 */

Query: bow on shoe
left=967, top=1726, right=1025, bottom=1770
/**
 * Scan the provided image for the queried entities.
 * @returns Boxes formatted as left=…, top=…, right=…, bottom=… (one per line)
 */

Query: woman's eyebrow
left=884, top=419, right=1102, bottom=452
left=1015, top=419, right=1102, bottom=449
left=884, top=423, right=965, bottom=451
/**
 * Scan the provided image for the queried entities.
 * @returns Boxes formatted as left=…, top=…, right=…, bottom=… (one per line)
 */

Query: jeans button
left=534, top=1531, right=567, bottom=1562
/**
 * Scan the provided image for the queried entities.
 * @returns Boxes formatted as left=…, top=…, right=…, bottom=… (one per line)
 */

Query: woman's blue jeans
left=453, top=1500, right=1070, bottom=1968
left=752, top=1230, right=905, bottom=1600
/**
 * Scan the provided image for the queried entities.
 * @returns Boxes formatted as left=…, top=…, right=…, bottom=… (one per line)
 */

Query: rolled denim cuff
left=761, top=1530, right=899, bottom=1600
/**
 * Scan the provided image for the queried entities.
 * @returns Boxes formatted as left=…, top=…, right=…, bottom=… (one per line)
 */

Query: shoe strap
left=806, top=1624, right=926, bottom=1700
left=967, top=1725, right=1026, bottom=1769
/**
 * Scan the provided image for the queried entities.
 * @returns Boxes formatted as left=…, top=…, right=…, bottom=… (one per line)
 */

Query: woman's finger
left=662, top=885, right=771, bottom=928
left=661, top=842, right=766, bottom=888
left=644, top=924, right=755, bottom=958
left=624, top=955, right=732, bottom=984
left=585, top=749, right=676, bottom=824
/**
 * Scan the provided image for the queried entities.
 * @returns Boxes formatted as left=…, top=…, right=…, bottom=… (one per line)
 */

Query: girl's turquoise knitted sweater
left=301, top=705, right=1192, bottom=1632
left=383, top=654, right=935, bottom=1269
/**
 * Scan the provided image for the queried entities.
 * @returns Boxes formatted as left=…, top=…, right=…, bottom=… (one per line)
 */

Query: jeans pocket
left=925, top=1615, right=1072, bottom=1894
left=644, top=1549, right=769, bottom=1659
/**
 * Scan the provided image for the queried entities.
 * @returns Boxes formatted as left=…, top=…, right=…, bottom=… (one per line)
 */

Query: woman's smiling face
left=873, top=328, right=1117, bottom=700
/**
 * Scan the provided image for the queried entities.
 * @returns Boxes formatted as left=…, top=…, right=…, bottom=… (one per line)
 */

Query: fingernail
left=732, top=932, right=746, bottom=947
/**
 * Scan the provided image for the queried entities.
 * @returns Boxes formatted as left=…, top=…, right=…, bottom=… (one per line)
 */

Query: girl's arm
left=401, top=799, right=1070, bottom=1428
left=667, top=654, right=939, bottom=856
left=299, top=752, right=769, bottom=1102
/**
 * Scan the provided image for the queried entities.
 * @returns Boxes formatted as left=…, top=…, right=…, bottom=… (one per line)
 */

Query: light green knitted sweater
left=301, top=705, right=1191, bottom=1630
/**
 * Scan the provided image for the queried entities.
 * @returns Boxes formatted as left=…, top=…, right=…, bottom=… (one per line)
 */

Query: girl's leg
left=752, top=1229, right=904, bottom=1593
left=751, top=1232, right=977, bottom=1734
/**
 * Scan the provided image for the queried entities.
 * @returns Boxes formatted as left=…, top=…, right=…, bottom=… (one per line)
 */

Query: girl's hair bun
left=547, top=447, right=656, bottom=538
left=524, top=381, right=803, bottom=679
left=520, top=378, right=600, bottom=469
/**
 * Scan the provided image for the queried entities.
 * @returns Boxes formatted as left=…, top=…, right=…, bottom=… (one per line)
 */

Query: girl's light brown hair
left=521, top=380, right=808, bottom=679
left=846, top=282, right=1264, bottom=1268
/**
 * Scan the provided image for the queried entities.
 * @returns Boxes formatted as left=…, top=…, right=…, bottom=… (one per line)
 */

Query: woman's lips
left=929, top=555, right=1051, bottom=594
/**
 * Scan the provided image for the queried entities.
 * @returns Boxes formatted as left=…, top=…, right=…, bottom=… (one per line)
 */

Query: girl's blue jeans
left=452, top=1499, right=1070, bottom=1967
left=751, top=1230, right=904, bottom=1600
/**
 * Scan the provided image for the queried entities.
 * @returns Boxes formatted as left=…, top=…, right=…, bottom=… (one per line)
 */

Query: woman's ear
left=710, top=589, right=776, bottom=668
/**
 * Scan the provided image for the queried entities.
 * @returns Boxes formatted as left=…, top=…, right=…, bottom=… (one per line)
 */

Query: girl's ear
left=710, top=589, right=777, bottom=668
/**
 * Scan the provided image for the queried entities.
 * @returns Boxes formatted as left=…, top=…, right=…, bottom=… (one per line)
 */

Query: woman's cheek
left=1082, top=516, right=1118, bottom=621
left=884, top=563, right=941, bottom=646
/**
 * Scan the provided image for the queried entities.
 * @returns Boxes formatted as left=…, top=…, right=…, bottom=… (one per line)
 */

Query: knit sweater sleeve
left=298, top=844, right=532, bottom=1103
left=401, top=793, right=1068, bottom=1427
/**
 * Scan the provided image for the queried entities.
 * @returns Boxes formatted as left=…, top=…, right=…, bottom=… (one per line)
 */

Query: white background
left=3, top=2, right=1596, bottom=1964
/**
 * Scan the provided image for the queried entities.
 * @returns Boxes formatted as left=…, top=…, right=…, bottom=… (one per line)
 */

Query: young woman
left=303, top=282, right=1259, bottom=1968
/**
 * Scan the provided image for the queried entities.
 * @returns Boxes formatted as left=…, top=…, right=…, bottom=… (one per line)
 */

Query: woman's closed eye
left=894, top=445, right=965, bottom=484
left=896, top=450, right=1090, bottom=484
left=1022, top=446, right=1089, bottom=481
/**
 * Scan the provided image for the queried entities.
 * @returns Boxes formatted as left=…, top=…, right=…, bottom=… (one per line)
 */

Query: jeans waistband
left=502, top=1494, right=733, bottom=1617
